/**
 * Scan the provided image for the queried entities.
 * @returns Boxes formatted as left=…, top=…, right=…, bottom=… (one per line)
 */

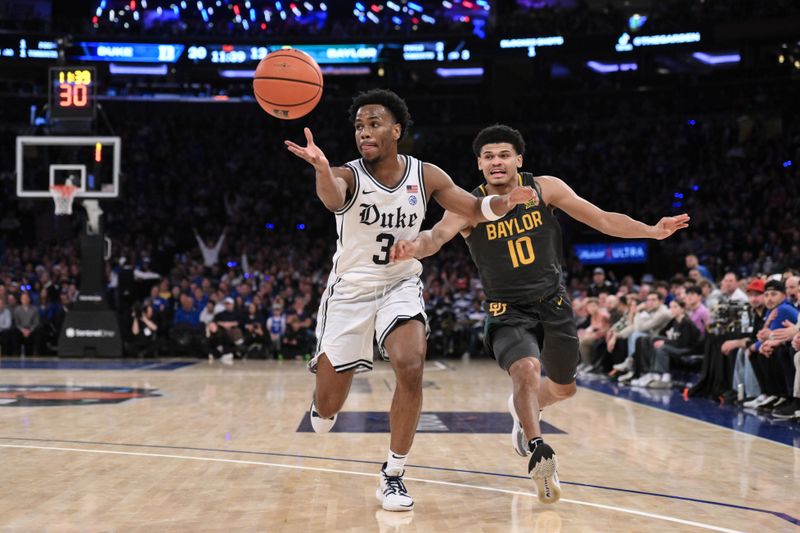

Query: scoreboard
left=49, top=66, right=97, bottom=121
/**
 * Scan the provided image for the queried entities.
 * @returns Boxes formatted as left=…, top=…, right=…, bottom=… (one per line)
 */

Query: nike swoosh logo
left=362, top=190, right=375, bottom=195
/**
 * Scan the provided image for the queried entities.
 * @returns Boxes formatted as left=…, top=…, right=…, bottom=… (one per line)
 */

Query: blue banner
left=573, top=241, right=649, bottom=264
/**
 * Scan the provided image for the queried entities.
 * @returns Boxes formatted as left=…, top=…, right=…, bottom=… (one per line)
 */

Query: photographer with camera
left=706, top=272, right=748, bottom=310
left=125, top=302, right=159, bottom=357
left=690, top=274, right=754, bottom=399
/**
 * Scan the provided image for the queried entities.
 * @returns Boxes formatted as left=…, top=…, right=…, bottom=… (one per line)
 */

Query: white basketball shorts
left=309, top=275, right=427, bottom=373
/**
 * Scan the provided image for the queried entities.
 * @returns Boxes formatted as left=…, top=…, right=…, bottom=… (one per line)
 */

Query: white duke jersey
left=331, top=154, right=427, bottom=286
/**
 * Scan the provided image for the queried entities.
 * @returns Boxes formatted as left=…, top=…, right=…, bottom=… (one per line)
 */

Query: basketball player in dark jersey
left=390, top=124, right=689, bottom=503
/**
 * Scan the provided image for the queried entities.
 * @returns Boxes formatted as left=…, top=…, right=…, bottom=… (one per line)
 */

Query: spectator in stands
left=37, top=288, right=59, bottom=354
left=463, top=299, right=486, bottom=358
left=0, top=298, right=11, bottom=355
left=685, top=254, right=713, bottom=281
left=772, top=331, right=800, bottom=419
left=753, top=279, right=799, bottom=413
left=171, top=293, right=204, bottom=356
left=289, top=297, right=313, bottom=332
left=632, top=300, right=701, bottom=388
left=10, top=292, right=43, bottom=355
left=587, top=267, right=615, bottom=297
left=206, top=296, right=244, bottom=361
left=608, top=291, right=672, bottom=382
left=194, top=227, right=226, bottom=268
left=785, top=275, right=799, bottom=307
left=281, top=314, right=311, bottom=359
left=722, top=278, right=767, bottom=403
left=267, top=302, right=287, bottom=357
left=697, top=279, right=714, bottom=306
left=199, top=299, right=217, bottom=326
left=126, top=303, right=159, bottom=357
left=684, top=285, right=710, bottom=336
left=242, top=301, right=267, bottom=357
left=577, top=298, right=611, bottom=372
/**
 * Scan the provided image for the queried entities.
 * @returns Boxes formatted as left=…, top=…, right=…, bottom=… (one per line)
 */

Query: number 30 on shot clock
left=49, top=66, right=97, bottom=120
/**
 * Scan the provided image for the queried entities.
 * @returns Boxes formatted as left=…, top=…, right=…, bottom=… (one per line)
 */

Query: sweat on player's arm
left=423, top=162, right=537, bottom=224
left=537, top=175, right=690, bottom=240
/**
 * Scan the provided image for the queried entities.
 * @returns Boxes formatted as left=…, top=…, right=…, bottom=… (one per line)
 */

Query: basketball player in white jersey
left=285, top=89, right=535, bottom=511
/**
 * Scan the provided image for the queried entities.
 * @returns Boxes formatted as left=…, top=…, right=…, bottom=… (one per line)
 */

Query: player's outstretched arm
left=285, top=127, right=353, bottom=212
left=423, top=163, right=537, bottom=223
left=540, top=175, right=690, bottom=240
left=391, top=211, right=468, bottom=262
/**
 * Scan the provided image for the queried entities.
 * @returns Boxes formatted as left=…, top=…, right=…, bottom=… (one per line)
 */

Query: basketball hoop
left=49, top=184, right=78, bottom=215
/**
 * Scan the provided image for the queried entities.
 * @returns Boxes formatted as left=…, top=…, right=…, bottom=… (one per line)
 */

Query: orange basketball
left=253, top=48, right=323, bottom=120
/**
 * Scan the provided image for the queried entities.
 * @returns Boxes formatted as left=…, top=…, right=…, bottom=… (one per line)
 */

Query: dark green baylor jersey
left=464, top=173, right=564, bottom=304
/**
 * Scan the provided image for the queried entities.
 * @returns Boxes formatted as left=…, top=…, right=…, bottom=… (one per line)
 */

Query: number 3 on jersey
left=373, top=233, right=395, bottom=265
left=507, top=236, right=535, bottom=268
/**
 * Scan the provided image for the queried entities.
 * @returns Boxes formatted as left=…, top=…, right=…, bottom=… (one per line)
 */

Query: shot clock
left=49, top=66, right=96, bottom=121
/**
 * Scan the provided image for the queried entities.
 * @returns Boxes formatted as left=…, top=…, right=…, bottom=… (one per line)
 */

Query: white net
left=49, top=185, right=78, bottom=215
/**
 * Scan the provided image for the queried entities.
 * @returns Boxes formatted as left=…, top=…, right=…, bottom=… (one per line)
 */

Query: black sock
left=528, top=437, right=544, bottom=453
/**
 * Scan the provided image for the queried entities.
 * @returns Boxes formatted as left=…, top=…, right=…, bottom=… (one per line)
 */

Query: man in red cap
left=721, top=278, right=767, bottom=404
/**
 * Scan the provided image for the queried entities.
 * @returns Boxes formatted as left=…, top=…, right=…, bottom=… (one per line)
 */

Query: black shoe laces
left=383, top=472, right=408, bottom=495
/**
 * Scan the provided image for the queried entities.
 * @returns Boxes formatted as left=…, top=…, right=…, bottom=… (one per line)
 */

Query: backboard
left=16, top=136, right=120, bottom=199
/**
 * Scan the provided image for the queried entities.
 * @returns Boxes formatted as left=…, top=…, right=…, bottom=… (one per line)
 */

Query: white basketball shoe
left=309, top=399, right=337, bottom=434
left=376, top=463, right=414, bottom=511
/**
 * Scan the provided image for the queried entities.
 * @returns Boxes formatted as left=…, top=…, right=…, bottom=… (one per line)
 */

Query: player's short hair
left=472, top=124, right=526, bottom=157
left=349, top=89, right=412, bottom=139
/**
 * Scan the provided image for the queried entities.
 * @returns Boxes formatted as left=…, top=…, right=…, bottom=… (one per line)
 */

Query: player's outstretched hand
left=285, top=127, right=330, bottom=171
left=652, top=213, right=690, bottom=240
left=390, top=240, right=417, bottom=262
left=506, top=186, right=538, bottom=208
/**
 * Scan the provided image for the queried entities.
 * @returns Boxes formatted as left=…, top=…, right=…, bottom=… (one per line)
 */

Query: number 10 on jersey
left=507, top=236, right=535, bottom=268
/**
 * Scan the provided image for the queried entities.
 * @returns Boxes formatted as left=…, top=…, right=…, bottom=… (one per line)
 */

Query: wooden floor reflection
left=0, top=358, right=797, bottom=532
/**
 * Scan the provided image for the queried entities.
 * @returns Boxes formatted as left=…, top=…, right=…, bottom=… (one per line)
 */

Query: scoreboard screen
left=49, top=67, right=97, bottom=121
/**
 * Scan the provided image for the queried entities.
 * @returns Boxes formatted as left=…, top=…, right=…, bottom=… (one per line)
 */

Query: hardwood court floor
left=0, top=358, right=797, bottom=532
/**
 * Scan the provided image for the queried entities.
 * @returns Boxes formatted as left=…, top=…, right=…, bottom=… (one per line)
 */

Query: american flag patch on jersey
left=406, top=184, right=419, bottom=194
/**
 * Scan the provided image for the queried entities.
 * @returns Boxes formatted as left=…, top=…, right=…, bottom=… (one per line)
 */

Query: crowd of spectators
left=0, top=71, right=798, bottom=424
left=6, top=0, right=799, bottom=39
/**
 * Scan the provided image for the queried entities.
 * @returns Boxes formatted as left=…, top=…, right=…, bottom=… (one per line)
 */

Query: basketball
left=253, top=48, right=323, bottom=120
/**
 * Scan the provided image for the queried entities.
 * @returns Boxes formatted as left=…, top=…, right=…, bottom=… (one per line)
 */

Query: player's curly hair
left=348, top=89, right=413, bottom=139
left=472, top=124, right=526, bottom=157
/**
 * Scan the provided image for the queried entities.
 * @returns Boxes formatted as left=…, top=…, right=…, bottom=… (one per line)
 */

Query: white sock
left=386, top=450, right=407, bottom=476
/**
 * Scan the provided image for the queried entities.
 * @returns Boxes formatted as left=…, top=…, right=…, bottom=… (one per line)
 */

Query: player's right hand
left=285, top=127, right=330, bottom=171
left=390, top=240, right=417, bottom=262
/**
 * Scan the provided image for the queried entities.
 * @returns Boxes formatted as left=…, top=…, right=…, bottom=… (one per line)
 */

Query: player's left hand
left=652, top=213, right=690, bottom=240
left=505, top=186, right=538, bottom=208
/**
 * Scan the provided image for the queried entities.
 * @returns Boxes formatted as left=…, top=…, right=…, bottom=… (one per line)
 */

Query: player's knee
left=393, top=352, right=425, bottom=387
left=509, top=357, right=541, bottom=389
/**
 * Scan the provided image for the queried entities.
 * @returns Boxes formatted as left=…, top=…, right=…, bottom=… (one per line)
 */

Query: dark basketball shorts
left=483, top=287, right=580, bottom=385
